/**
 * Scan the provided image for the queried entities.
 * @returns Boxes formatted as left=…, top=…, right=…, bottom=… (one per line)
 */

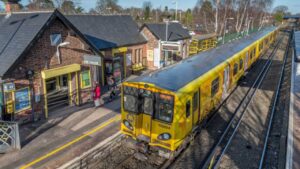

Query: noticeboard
left=3, top=83, right=15, bottom=92
left=15, top=88, right=31, bottom=112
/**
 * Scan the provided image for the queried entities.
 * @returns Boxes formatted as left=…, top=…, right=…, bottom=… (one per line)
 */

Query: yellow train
left=121, top=27, right=278, bottom=158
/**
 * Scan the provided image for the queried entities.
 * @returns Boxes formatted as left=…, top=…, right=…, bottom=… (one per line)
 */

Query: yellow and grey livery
left=121, top=27, right=278, bottom=158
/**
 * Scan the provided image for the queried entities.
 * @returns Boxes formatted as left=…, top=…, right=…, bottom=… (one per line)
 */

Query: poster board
left=14, top=88, right=31, bottom=112
left=126, top=53, right=132, bottom=66
left=147, top=50, right=154, bottom=61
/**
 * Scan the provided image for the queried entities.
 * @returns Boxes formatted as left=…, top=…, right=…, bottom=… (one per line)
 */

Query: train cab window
left=123, top=86, right=139, bottom=113
left=192, top=92, right=199, bottom=112
left=124, top=95, right=138, bottom=113
left=252, top=49, right=256, bottom=58
left=211, top=77, right=220, bottom=97
left=144, top=97, right=154, bottom=115
left=233, top=63, right=238, bottom=76
left=186, top=101, right=191, bottom=117
left=156, top=94, right=174, bottom=123
left=239, top=59, right=243, bottom=70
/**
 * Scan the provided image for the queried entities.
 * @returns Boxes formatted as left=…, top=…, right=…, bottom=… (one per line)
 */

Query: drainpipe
left=0, top=77, right=3, bottom=120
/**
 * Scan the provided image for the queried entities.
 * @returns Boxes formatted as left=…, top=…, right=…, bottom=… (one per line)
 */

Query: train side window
left=239, top=59, right=243, bottom=70
left=211, top=77, right=220, bottom=97
left=193, top=92, right=199, bottom=112
left=186, top=101, right=191, bottom=118
left=233, top=63, right=238, bottom=76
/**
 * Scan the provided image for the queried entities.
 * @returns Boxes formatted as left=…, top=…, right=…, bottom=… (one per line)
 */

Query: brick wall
left=4, top=18, right=96, bottom=122
left=141, top=27, right=159, bottom=69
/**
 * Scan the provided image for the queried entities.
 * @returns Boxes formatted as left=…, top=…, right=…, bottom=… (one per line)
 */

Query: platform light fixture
left=56, top=42, right=70, bottom=64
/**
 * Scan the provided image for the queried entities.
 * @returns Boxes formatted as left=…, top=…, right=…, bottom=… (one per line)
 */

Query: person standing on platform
left=93, top=82, right=101, bottom=107
left=107, top=75, right=116, bottom=102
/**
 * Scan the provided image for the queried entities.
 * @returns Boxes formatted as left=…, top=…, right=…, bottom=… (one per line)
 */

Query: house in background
left=67, top=15, right=148, bottom=84
left=0, top=10, right=104, bottom=123
left=141, top=22, right=191, bottom=69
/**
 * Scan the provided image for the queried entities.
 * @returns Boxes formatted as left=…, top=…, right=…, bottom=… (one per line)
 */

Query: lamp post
left=172, top=1, right=178, bottom=21
left=222, top=17, right=234, bottom=44
left=56, top=42, right=70, bottom=64
left=247, top=17, right=253, bottom=35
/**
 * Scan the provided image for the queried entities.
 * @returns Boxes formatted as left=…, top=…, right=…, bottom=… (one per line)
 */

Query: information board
left=15, top=88, right=31, bottom=112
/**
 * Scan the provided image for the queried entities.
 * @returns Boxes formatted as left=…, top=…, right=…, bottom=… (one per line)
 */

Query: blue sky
left=0, top=0, right=299, bottom=14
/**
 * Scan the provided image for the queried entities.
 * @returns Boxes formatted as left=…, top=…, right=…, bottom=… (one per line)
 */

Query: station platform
left=0, top=97, right=121, bottom=169
left=287, top=44, right=300, bottom=169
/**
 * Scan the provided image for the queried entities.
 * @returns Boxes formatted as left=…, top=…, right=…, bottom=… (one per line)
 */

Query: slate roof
left=143, top=22, right=191, bottom=41
left=66, top=15, right=147, bottom=50
left=0, top=12, right=53, bottom=77
left=0, top=10, right=100, bottom=77
left=284, top=14, right=300, bottom=19
left=130, top=27, right=276, bottom=92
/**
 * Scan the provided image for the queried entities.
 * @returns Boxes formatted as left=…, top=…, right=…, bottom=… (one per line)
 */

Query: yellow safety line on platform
left=20, top=115, right=121, bottom=169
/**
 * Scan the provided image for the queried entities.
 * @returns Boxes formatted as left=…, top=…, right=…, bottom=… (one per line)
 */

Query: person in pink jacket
left=93, top=82, right=101, bottom=107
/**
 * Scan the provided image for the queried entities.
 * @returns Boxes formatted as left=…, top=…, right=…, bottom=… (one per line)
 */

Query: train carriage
left=121, top=27, right=278, bottom=158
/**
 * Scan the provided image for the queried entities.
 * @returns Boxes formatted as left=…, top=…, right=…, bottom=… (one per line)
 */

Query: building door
left=46, top=74, right=69, bottom=111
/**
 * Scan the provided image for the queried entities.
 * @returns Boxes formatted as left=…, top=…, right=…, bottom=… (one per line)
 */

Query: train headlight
left=158, top=133, right=171, bottom=140
left=123, top=120, right=133, bottom=130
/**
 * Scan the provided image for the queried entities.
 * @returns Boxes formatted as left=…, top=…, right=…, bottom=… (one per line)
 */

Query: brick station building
left=0, top=10, right=105, bottom=123
left=141, top=22, right=191, bottom=69
left=66, top=15, right=148, bottom=84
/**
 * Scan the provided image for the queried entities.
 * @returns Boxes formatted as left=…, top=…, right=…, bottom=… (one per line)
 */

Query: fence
left=0, top=120, right=20, bottom=153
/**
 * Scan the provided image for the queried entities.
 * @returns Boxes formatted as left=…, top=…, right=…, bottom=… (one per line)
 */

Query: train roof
left=129, top=27, right=276, bottom=92
left=294, top=31, right=300, bottom=59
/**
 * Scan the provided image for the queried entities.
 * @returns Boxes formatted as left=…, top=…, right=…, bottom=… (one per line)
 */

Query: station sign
left=83, top=55, right=102, bottom=66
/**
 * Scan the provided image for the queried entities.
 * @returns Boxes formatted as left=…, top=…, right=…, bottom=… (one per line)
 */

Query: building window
left=233, top=63, right=238, bottom=76
left=211, top=77, right=220, bottom=97
left=50, top=33, right=62, bottom=46
left=139, top=49, right=143, bottom=63
left=134, top=49, right=143, bottom=64
left=14, top=87, right=31, bottom=112
left=81, top=70, right=91, bottom=88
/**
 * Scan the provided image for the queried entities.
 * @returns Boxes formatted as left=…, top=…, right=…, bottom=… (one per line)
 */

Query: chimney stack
left=5, top=2, right=12, bottom=14
left=5, top=2, right=20, bottom=14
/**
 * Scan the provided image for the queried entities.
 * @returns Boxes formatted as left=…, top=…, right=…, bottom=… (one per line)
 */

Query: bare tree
left=95, top=0, right=121, bottom=14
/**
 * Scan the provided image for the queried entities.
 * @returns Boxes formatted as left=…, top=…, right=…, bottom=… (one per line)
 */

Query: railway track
left=200, top=32, right=290, bottom=169
left=259, top=31, right=293, bottom=169
left=62, top=33, right=287, bottom=169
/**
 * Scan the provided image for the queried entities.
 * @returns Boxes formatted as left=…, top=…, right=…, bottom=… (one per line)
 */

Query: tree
left=27, top=0, right=55, bottom=10
left=273, top=5, right=288, bottom=23
left=143, top=1, right=152, bottom=21
left=184, top=8, right=193, bottom=28
left=54, top=0, right=84, bottom=14
left=95, top=0, right=121, bottom=14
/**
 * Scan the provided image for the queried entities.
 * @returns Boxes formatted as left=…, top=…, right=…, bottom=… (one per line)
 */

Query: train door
left=222, top=66, right=230, bottom=100
left=244, top=52, right=249, bottom=71
left=192, top=90, right=200, bottom=126
left=140, top=90, right=154, bottom=141
left=186, top=100, right=193, bottom=133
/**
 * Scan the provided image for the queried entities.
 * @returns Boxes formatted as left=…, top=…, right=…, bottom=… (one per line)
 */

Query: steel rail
left=258, top=31, right=292, bottom=169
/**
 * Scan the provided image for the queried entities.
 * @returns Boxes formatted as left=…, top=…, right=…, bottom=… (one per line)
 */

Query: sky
left=0, top=0, right=299, bottom=14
